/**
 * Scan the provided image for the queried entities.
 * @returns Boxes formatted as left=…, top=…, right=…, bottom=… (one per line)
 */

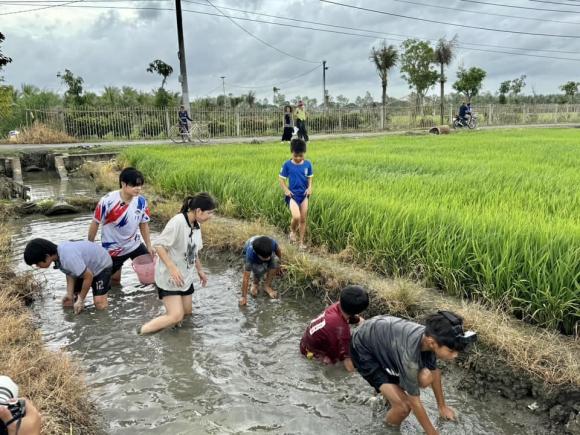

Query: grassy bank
left=122, top=129, right=579, bottom=334
left=89, top=162, right=579, bottom=388
left=0, top=204, right=99, bottom=434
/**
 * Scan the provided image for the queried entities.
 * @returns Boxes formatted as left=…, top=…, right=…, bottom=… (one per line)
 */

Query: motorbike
left=453, top=113, right=478, bottom=129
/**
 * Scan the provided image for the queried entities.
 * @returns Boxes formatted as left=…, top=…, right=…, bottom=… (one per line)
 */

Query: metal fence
left=19, top=104, right=580, bottom=141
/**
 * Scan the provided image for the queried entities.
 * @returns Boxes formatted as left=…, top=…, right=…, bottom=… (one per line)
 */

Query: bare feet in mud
left=251, top=283, right=259, bottom=298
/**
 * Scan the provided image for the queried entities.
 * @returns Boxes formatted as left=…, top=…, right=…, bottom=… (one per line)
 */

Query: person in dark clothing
left=178, top=104, right=193, bottom=141
left=458, top=102, right=469, bottom=125
left=350, top=311, right=477, bottom=434
left=281, top=105, right=294, bottom=142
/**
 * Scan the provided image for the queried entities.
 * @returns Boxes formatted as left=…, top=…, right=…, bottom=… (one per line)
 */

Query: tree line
left=1, top=32, right=579, bottom=118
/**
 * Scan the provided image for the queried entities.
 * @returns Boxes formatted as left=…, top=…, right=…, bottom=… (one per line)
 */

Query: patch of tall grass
left=123, top=129, right=580, bottom=334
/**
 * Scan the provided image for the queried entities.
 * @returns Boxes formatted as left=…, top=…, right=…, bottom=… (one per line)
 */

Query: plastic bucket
left=132, top=254, right=156, bottom=285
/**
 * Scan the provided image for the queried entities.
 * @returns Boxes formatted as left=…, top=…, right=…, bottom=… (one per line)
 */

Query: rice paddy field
left=123, top=128, right=580, bottom=335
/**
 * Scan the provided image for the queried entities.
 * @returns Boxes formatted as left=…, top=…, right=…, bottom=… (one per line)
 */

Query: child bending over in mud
left=300, top=285, right=369, bottom=371
left=350, top=311, right=477, bottom=434
left=278, top=138, right=313, bottom=250
left=139, top=193, right=217, bottom=335
left=239, top=235, right=282, bottom=306
left=23, top=238, right=112, bottom=314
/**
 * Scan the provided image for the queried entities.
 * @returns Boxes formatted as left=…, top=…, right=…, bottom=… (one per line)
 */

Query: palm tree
left=369, top=42, right=399, bottom=127
left=245, top=90, right=256, bottom=107
left=434, top=36, right=458, bottom=124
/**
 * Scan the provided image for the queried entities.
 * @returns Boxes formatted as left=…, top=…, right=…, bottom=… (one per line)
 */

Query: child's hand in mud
left=438, top=404, right=456, bottom=421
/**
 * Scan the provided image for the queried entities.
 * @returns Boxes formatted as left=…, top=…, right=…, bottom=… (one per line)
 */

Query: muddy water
left=11, top=213, right=537, bottom=434
left=23, top=171, right=95, bottom=201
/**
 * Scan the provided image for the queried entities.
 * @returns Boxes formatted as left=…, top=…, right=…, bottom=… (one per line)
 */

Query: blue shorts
left=285, top=194, right=308, bottom=207
left=244, top=254, right=280, bottom=279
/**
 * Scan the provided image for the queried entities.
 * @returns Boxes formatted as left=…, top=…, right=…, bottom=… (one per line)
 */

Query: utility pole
left=220, top=76, right=226, bottom=107
left=322, top=60, right=329, bottom=108
left=175, top=0, right=190, bottom=113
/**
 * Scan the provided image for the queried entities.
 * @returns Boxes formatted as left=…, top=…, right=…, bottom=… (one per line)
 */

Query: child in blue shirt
left=239, top=235, right=282, bottom=306
left=278, top=138, right=313, bottom=249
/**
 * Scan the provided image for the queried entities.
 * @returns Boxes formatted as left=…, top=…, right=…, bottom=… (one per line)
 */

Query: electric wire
left=203, top=0, right=319, bottom=64
left=3, top=1, right=580, bottom=61
left=458, top=0, right=580, bottom=14
left=0, top=0, right=82, bottom=15
left=320, top=0, right=580, bottom=38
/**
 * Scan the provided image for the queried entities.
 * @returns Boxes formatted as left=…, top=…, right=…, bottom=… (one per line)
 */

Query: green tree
left=101, top=86, right=122, bottom=106
left=273, top=91, right=286, bottom=106
left=153, top=87, right=177, bottom=108
left=335, top=94, right=350, bottom=107
left=57, top=69, right=84, bottom=106
left=434, top=36, right=457, bottom=124
left=559, top=81, right=578, bottom=103
left=146, top=59, right=173, bottom=89
left=510, top=75, right=527, bottom=103
left=355, top=91, right=375, bottom=107
left=245, top=91, right=256, bottom=107
left=0, top=32, right=12, bottom=80
left=369, top=42, right=398, bottom=122
left=400, top=39, right=439, bottom=115
left=498, top=80, right=511, bottom=104
left=452, top=66, right=487, bottom=103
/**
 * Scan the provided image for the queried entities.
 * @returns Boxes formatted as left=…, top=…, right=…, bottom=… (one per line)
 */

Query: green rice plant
left=124, top=128, right=580, bottom=334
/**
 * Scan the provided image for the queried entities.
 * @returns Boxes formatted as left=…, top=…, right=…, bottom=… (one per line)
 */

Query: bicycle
left=168, top=122, right=210, bottom=144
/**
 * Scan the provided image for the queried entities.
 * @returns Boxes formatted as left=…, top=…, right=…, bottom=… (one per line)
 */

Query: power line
left=229, top=64, right=322, bottom=89
left=180, top=0, right=580, bottom=25
left=203, top=0, right=319, bottom=64
left=4, top=0, right=579, bottom=56
left=458, top=0, right=580, bottom=14
left=4, top=1, right=580, bottom=62
left=320, top=0, right=580, bottom=38
left=529, top=0, right=580, bottom=6
left=372, top=0, right=580, bottom=25
left=0, top=0, right=82, bottom=15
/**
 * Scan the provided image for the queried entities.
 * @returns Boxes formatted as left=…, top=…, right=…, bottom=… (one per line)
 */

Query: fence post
left=488, top=104, right=492, bottom=126
left=236, top=111, right=240, bottom=137
left=338, top=109, right=343, bottom=132
left=165, top=109, right=171, bottom=137
left=380, top=105, right=385, bottom=130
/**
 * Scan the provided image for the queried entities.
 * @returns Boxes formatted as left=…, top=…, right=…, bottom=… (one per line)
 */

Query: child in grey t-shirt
left=23, top=238, right=112, bottom=314
left=139, top=193, right=217, bottom=335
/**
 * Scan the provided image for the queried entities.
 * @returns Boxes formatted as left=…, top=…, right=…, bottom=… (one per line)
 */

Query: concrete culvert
left=429, top=125, right=451, bottom=135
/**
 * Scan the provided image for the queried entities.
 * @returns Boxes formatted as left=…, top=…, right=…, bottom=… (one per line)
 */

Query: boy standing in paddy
left=278, top=138, right=313, bottom=249
left=88, top=167, right=154, bottom=286
left=350, top=311, right=477, bottom=434
left=239, top=235, right=283, bottom=306
left=300, top=286, right=369, bottom=371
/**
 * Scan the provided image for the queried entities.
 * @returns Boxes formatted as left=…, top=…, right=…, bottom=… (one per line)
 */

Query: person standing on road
left=295, top=100, right=309, bottom=143
left=281, top=105, right=294, bottom=143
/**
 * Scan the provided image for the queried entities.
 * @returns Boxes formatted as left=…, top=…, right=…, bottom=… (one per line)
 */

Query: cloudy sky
left=2, top=0, right=580, bottom=102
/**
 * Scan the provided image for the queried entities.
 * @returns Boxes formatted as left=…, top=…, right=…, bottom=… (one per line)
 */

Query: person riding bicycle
left=458, top=102, right=470, bottom=126
left=178, top=104, right=193, bottom=137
